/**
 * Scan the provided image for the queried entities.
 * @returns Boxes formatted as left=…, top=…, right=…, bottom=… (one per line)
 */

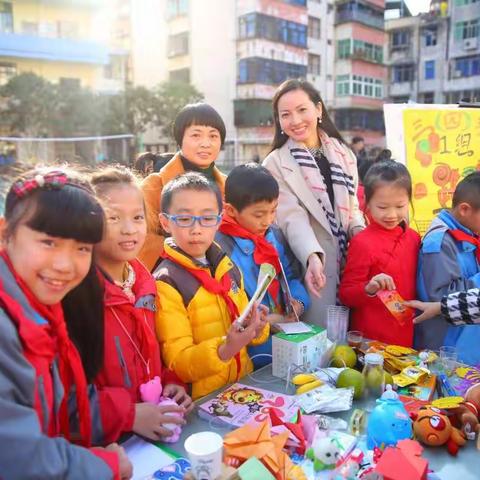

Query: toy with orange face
left=411, top=406, right=466, bottom=456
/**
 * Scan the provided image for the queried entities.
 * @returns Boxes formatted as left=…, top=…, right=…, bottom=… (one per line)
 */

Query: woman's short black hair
left=363, top=160, right=412, bottom=204
left=4, top=167, right=104, bottom=244
left=225, top=163, right=279, bottom=212
left=173, top=103, right=226, bottom=147
left=161, top=171, right=223, bottom=213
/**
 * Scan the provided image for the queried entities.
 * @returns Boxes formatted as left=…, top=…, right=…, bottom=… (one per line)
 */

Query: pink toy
left=140, top=376, right=183, bottom=443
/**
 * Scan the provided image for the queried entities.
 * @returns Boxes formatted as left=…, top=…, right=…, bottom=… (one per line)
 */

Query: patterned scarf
left=287, top=130, right=356, bottom=270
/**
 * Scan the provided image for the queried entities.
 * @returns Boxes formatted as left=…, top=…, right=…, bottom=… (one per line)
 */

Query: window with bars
left=454, top=19, right=480, bottom=40
left=0, top=1, right=13, bottom=33
left=308, top=53, right=321, bottom=75
left=392, top=64, right=414, bottom=82
left=308, top=16, right=321, bottom=39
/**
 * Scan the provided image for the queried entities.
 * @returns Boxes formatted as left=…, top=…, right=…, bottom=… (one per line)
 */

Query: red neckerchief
left=162, top=249, right=242, bottom=380
left=219, top=214, right=281, bottom=310
left=448, top=229, right=480, bottom=262
left=0, top=251, right=92, bottom=447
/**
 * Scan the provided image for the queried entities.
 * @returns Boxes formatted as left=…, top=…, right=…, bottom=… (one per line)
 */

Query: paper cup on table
left=184, top=431, right=223, bottom=480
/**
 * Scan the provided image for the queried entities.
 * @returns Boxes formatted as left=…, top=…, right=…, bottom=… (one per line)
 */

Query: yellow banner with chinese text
left=403, top=108, right=480, bottom=235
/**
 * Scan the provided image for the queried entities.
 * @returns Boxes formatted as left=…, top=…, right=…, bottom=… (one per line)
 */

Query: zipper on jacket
left=114, top=336, right=132, bottom=388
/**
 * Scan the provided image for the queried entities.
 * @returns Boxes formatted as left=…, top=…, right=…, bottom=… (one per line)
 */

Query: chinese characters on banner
left=403, top=108, right=480, bottom=235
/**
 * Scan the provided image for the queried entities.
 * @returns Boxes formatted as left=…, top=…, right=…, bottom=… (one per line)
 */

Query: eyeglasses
left=162, top=213, right=222, bottom=228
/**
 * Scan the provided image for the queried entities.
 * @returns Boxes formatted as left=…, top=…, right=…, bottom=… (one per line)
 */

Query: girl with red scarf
left=65, top=167, right=192, bottom=445
left=0, top=168, right=131, bottom=479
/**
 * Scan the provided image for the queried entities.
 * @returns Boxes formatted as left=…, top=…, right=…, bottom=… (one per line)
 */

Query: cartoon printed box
left=272, top=325, right=328, bottom=379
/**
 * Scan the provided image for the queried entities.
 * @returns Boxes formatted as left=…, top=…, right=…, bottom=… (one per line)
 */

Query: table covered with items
left=124, top=326, right=480, bottom=480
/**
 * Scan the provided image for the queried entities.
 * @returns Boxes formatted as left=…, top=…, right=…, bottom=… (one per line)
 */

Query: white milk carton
left=272, top=325, right=328, bottom=378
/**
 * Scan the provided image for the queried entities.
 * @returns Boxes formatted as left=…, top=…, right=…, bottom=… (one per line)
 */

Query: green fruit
left=337, top=368, right=364, bottom=399
left=331, top=345, right=357, bottom=368
left=384, top=371, right=393, bottom=386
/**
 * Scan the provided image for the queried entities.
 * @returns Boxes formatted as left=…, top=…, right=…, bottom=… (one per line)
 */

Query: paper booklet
left=198, top=382, right=298, bottom=428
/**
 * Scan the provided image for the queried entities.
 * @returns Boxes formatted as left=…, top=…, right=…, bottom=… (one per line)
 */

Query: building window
left=284, top=0, right=307, bottom=6
left=22, top=21, right=38, bottom=35
left=393, top=64, right=414, bottom=82
left=334, top=109, right=385, bottom=132
left=391, top=96, right=410, bottom=103
left=419, top=92, right=434, bottom=103
left=234, top=99, right=273, bottom=127
left=167, top=32, right=189, bottom=57
left=337, top=39, right=351, bottom=58
left=308, top=16, right=321, bottom=39
left=455, top=0, right=480, bottom=6
left=423, top=26, right=437, bottom=46
left=336, top=75, right=350, bottom=96
left=0, top=62, right=16, bottom=85
left=238, top=13, right=307, bottom=47
left=238, top=57, right=307, bottom=85
left=335, top=1, right=384, bottom=30
left=169, top=68, right=190, bottom=83
left=425, top=60, right=435, bottom=79
left=352, top=39, right=383, bottom=63
left=445, top=89, right=480, bottom=103
left=454, top=19, right=480, bottom=40
left=308, top=53, right=320, bottom=75
left=336, top=75, right=383, bottom=98
left=0, top=1, right=13, bottom=33
left=453, top=55, right=480, bottom=77
left=391, top=29, right=410, bottom=49
left=166, top=0, right=188, bottom=19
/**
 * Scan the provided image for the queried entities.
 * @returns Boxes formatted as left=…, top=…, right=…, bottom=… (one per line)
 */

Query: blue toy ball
left=367, top=388, right=412, bottom=449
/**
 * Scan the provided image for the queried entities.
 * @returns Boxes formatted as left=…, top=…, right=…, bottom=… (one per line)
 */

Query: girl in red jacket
left=339, top=160, right=420, bottom=346
left=0, top=167, right=131, bottom=479
left=65, top=167, right=192, bottom=445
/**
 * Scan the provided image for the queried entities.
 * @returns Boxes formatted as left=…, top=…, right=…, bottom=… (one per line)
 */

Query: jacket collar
left=101, top=259, right=155, bottom=307
left=164, top=237, right=233, bottom=280
left=438, top=209, right=475, bottom=236
left=277, top=140, right=333, bottom=234
left=232, top=227, right=275, bottom=255
left=160, top=152, right=226, bottom=196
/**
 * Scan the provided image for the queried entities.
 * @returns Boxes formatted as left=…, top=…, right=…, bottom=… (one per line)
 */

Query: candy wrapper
left=376, top=290, right=414, bottom=325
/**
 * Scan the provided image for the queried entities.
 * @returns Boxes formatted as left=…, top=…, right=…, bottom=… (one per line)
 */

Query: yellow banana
left=296, top=379, right=323, bottom=395
left=291, top=373, right=318, bottom=385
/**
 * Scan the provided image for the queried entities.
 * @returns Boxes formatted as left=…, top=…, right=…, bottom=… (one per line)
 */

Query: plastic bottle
left=362, top=352, right=385, bottom=411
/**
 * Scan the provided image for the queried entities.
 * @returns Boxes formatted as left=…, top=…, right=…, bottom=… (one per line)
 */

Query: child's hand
left=305, top=253, right=326, bottom=298
left=365, top=273, right=396, bottom=295
left=105, top=443, right=133, bottom=480
left=218, top=321, right=259, bottom=361
left=133, top=403, right=185, bottom=441
left=163, top=383, right=194, bottom=414
left=403, top=300, right=441, bottom=324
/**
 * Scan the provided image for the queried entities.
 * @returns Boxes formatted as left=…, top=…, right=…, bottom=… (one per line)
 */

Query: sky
left=405, top=0, right=431, bottom=15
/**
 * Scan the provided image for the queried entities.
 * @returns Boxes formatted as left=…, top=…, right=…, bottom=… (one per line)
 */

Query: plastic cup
left=347, top=330, right=363, bottom=349
left=439, top=346, right=457, bottom=377
left=327, top=305, right=349, bottom=344
left=184, top=431, right=223, bottom=480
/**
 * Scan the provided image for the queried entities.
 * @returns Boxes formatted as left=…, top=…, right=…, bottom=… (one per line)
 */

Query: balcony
left=0, top=33, right=109, bottom=64
left=234, top=99, right=273, bottom=127
left=335, top=10, right=384, bottom=30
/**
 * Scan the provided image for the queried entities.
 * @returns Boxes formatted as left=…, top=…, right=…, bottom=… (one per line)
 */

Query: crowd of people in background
left=1, top=78, right=479, bottom=479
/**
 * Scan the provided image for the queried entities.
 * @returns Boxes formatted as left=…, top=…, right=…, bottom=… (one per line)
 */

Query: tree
left=155, top=81, right=204, bottom=138
left=0, top=73, right=56, bottom=137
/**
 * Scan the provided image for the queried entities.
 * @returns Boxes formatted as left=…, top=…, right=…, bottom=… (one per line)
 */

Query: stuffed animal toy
left=452, top=383, right=480, bottom=448
left=306, top=437, right=341, bottom=472
left=410, top=406, right=466, bottom=456
left=140, top=376, right=183, bottom=443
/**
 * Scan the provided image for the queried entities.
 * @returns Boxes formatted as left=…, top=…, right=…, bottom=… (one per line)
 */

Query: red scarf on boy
left=161, top=249, right=242, bottom=379
left=0, top=251, right=92, bottom=447
left=219, top=214, right=281, bottom=309
left=448, top=229, right=480, bottom=262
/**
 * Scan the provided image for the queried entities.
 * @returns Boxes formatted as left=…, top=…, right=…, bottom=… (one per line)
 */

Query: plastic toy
left=306, top=436, right=341, bottom=472
left=140, top=376, right=183, bottom=443
left=452, top=383, right=480, bottom=447
left=367, top=387, right=412, bottom=449
left=410, top=406, right=466, bottom=455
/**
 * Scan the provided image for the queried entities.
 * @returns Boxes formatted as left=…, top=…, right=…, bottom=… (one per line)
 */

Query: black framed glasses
left=162, top=213, right=222, bottom=228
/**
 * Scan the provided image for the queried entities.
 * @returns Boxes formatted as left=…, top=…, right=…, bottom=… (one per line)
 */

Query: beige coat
left=263, top=139, right=364, bottom=326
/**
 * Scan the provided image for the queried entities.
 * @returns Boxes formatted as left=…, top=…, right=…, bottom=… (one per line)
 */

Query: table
left=172, top=365, right=480, bottom=479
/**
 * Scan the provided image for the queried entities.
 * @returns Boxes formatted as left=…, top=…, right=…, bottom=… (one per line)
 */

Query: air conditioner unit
left=463, top=37, right=478, bottom=50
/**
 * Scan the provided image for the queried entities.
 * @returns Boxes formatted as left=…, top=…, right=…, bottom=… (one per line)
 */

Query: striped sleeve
left=440, top=288, right=480, bottom=325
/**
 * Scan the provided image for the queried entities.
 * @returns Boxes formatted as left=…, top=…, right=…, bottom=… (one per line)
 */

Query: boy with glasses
left=154, top=172, right=269, bottom=399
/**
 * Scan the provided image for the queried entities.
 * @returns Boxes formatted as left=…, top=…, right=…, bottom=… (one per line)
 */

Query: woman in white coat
left=263, top=80, right=365, bottom=326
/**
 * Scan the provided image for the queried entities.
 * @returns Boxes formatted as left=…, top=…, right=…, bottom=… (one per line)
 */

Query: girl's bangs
left=25, top=186, right=104, bottom=244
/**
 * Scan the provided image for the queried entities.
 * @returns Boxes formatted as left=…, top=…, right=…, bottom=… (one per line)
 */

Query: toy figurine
left=367, top=387, right=412, bottom=449
left=140, top=376, right=183, bottom=443
left=452, top=383, right=480, bottom=447
left=410, top=406, right=466, bottom=456
left=306, top=437, right=341, bottom=472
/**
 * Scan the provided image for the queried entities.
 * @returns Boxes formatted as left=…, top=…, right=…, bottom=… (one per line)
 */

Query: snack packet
left=376, top=289, right=414, bottom=325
